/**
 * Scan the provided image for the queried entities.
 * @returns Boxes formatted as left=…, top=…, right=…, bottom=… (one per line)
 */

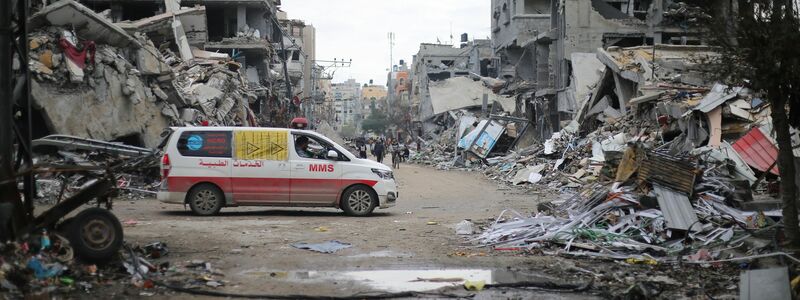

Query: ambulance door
left=289, top=133, right=344, bottom=206
left=231, top=129, right=291, bottom=205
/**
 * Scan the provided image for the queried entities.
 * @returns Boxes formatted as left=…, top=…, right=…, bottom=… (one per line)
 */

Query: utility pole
left=0, top=0, right=31, bottom=240
left=388, top=32, right=395, bottom=72
left=387, top=32, right=396, bottom=117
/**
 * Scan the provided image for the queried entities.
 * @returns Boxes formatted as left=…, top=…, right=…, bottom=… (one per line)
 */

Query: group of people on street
left=355, top=137, right=410, bottom=169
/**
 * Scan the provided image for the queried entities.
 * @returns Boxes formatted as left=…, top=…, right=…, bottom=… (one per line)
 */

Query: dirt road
left=112, top=163, right=602, bottom=298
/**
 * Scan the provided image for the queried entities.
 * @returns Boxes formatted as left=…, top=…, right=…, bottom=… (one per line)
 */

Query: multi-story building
left=409, top=40, right=493, bottom=125
left=331, top=79, right=362, bottom=128
left=361, top=85, right=388, bottom=116
left=490, top=0, right=737, bottom=138
left=89, top=0, right=325, bottom=127
left=275, top=12, right=307, bottom=98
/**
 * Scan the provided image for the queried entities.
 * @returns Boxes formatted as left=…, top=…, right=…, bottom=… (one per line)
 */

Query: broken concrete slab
left=426, top=77, right=515, bottom=119
left=30, top=0, right=141, bottom=49
left=192, top=49, right=230, bottom=60
left=172, top=19, right=194, bottom=60
left=117, top=6, right=208, bottom=47
left=135, top=44, right=171, bottom=75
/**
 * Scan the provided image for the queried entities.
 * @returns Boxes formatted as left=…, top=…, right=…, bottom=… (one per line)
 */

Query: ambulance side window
left=293, top=134, right=344, bottom=161
left=177, top=131, right=232, bottom=158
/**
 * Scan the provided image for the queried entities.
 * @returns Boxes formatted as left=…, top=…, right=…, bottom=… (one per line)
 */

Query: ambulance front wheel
left=341, top=186, right=377, bottom=217
left=188, top=183, right=224, bottom=216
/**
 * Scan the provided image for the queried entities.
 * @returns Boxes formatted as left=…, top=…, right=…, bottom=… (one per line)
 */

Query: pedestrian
left=402, top=145, right=410, bottom=162
left=373, top=140, right=385, bottom=163
left=358, top=141, right=367, bottom=159
left=390, top=141, right=400, bottom=169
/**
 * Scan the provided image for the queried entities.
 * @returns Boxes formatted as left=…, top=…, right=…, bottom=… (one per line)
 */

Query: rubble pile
left=31, top=135, right=162, bottom=204
left=410, top=124, right=462, bottom=169
left=27, top=0, right=259, bottom=148
left=406, top=44, right=799, bottom=264
left=166, top=53, right=258, bottom=127
left=472, top=154, right=781, bottom=261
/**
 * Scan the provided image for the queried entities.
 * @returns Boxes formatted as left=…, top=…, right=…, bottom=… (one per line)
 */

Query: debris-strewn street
left=81, top=164, right=736, bottom=298
left=2, top=0, right=800, bottom=299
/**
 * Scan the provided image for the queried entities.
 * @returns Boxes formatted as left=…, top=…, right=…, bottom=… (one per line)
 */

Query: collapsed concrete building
left=407, top=40, right=506, bottom=137
left=26, top=0, right=317, bottom=148
left=490, top=0, right=735, bottom=139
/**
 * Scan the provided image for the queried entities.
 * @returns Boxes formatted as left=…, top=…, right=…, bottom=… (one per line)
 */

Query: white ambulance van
left=157, top=127, right=397, bottom=216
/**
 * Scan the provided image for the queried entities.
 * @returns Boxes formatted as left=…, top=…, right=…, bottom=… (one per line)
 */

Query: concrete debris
left=426, top=76, right=515, bottom=118
left=28, top=1, right=261, bottom=147
left=29, top=0, right=141, bottom=48
left=402, top=43, right=796, bottom=266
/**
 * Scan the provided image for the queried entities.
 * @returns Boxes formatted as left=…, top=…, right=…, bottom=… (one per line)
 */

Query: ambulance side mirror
left=326, top=150, right=339, bottom=160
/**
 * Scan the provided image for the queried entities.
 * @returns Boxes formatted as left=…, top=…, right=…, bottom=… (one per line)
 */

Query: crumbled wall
left=563, top=0, right=645, bottom=57
left=31, top=68, right=170, bottom=148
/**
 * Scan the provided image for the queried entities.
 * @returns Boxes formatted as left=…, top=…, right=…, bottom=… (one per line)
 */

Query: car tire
left=341, top=185, right=377, bottom=217
left=187, top=183, right=224, bottom=216
left=65, top=208, right=123, bottom=264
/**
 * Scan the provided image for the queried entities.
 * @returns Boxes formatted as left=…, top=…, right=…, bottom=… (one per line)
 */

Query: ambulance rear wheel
left=188, top=184, right=223, bottom=216
left=342, top=186, right=377, bottom=217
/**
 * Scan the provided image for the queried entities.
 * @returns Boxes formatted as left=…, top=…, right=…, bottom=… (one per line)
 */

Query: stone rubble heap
left=410, top=45, right=796, bottom=265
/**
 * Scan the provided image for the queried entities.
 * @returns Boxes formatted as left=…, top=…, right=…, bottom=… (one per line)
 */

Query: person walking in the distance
left=373, top=139, right=385, bottom=163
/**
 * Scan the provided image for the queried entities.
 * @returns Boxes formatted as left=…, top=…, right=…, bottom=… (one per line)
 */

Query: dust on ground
left=106, top=163, right=736, bottom=299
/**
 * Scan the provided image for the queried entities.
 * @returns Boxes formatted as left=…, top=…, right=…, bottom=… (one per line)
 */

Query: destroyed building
left=490, top=0, right=737, bottom=139
left=26, top=0, right=318, bottom=147
left=408, top=40, right=507, bottom=138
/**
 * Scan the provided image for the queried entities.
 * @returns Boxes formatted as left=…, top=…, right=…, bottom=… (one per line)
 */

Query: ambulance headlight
left=371, top=169, right=394, bottom=180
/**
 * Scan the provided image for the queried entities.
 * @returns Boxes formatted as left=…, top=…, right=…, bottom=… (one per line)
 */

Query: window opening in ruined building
left=227, top=17, right=238, bottom=37
left=663, top=33, right=702, bottom=45
left=120, top=3, right=160, bottom=22
left=503, top=2, right=511, bottom=24
left=602, top=34, right=647, bottom=48
left=441, top=60, right=455, bottom=67
left=207, top=8, right=225, bottom=41
left=524, top=0, right=550, bottom=14
left=292, top=51, right=301, bottom=61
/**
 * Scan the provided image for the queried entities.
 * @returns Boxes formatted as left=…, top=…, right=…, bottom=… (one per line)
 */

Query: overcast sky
left=280, top=0, right=490, bottom=87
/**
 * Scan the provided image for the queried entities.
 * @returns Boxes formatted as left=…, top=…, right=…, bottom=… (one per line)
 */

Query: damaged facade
left=405, top=2, right=800, bottom=270
left=27, top=0, right=317, bottom=147
left=491, top=0, right=737, bottom=139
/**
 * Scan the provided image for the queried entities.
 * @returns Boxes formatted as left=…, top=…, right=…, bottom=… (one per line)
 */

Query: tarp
left=732, top=127, right=779, bottom=176
left=428, top=77, right=515, bottom=117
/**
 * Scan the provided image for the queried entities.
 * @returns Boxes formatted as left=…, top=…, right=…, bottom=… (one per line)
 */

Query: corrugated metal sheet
left=653, top=185, right=700, bottom=231
left=639, top=152, right=697, bottom=195
left=692, top=83, right=741, bottom=113
left=732, top=127, right=779, bottom=176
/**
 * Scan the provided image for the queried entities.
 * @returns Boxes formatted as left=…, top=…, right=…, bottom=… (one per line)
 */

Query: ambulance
left=157, top=127, right=397, bottom=216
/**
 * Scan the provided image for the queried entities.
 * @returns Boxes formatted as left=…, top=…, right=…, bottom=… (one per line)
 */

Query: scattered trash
left=290, top=241, right=353, bottom=254
left=455, top=220, right=475, bottom=235
left=464, top=280, right=486, bottom=291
